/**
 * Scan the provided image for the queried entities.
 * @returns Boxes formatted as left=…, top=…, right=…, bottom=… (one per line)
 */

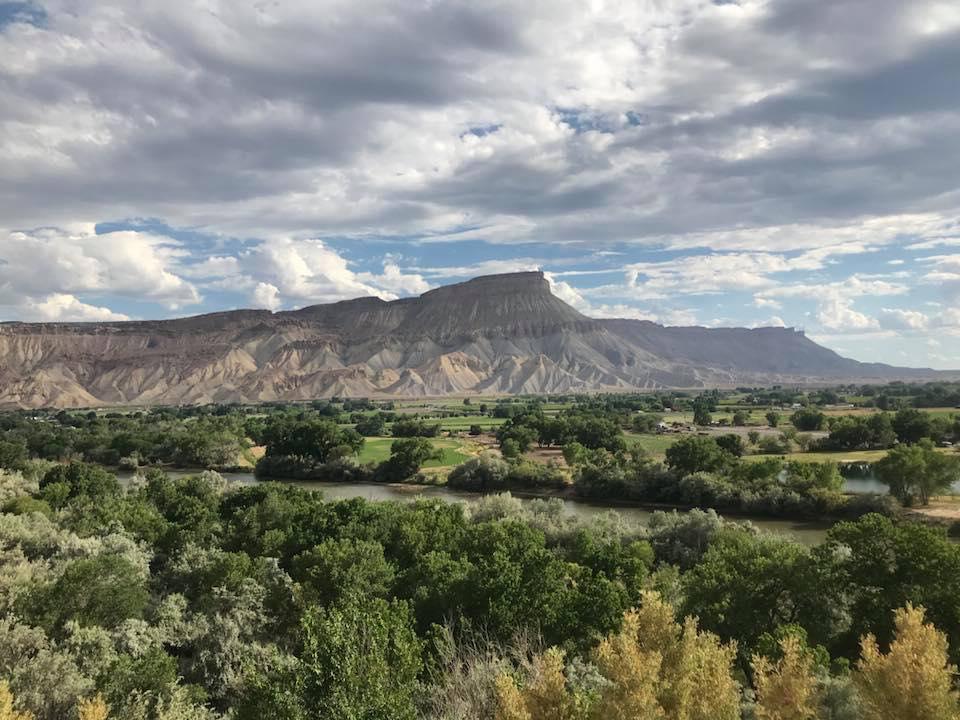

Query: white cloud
left=544, top=272, right=697, bottom=325
left=251, top=282, right=282, bottom=311
left=415, top=259, right=544, bottom=279
left=816, top=297, right=878, bottom=332
left=754, top=296, right=783, bottom=310
left=0, top=226, right=200, bottom=318
left=357, top=262, right=430, bottom=295
left=19, top=293, right=130, bottom=322
left=180, top=256, right=242, bottom=279
left=755, top=275, right=910, bottom=333
left=878, top=308, right=930, bottom=330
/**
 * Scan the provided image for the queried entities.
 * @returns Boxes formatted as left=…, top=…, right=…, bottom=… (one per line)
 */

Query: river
left=118, top=470, right=832, bottom=544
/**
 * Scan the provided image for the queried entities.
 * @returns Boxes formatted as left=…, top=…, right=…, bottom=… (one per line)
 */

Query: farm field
left=623, top=432, right=678, bottom=457
left=744, top=449, right=891, bottom=464
left=356, top=436, right=474, bottom=468
left=432, top=415, right=506, bottom=431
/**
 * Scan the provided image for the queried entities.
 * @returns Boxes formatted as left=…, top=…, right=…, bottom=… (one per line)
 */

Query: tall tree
left=751, top=635, right=820, bottom=720
left=874, top=441, right=960, bottom=505
left=856, top=604, right=959, bottom=720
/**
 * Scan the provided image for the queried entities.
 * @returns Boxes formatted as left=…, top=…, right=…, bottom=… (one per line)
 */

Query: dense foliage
left=1, top=463, right=959, bottom=718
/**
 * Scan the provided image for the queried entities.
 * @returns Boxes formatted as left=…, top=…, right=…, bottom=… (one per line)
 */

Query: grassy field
left=659, top=410, right=769, bottom=425
left=624, top=432, right=678, bottom=457
left=356, top=437, right=473, bottom=467
left=433, top=415, right=506, bottom=431
left=745, top=449, right=891, bottom=464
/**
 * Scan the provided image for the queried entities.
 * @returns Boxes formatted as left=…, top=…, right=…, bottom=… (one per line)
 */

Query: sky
left=1, top=0, right=959, bottom=368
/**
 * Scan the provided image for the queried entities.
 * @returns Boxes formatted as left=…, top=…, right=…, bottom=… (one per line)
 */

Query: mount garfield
left=0, top=272, right=943, bottom=408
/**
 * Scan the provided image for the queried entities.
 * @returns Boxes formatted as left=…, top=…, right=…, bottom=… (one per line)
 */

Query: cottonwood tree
left=874, top=441, right=959, bottom=505
left=0, top=682, right=33, bottom=720
left=856, top=604, right=959, bottom=720
left=751, top=635, right=820, bottom=720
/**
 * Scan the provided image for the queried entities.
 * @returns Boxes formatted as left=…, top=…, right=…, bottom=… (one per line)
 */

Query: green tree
left=501, top=438, right=522, bottom=459
left=243, top=596, right=422, bottom=720
left=20, top=554, right=149, bottom=634
left=355, top=413, right=387, bottom=437
left=0, top=440, right=28, bottom=472
left=291, top=539, right=395, bottom=606
left=682, top=531, right=828, bottom=660
left=766, top=411, right=781, bottom=428
left=874, top=440, right=959, bottom=505
left=693, top=404, right=713, bottom=427
left=892, top=408, right=934, bottom=445
left=791, top=409, right=826, bottom=432
left=379, top=437, right=439, bottom=481
left=447, top=452, right=510, bottom=492
left=821, top=514, right=960, bottom=663
left=38, top=462, right=120, bottom=508
left=715, top=434, right=746, bottom=457
left=665, top=436, right=732, bottom=476
left=262, top=419, right=363, bottom=463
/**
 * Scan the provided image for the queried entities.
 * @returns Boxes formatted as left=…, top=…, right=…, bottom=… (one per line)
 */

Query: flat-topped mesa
left=396, top=271, right=593, bottom=340
left=0, top=271, right=950, bottom=408
left=419, top=271, right=552, bottom=300
left=283, top=271, right=587, bottom=341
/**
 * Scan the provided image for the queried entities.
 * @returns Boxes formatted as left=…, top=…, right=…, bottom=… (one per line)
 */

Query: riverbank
left=114, top=467, right=832, bottom=542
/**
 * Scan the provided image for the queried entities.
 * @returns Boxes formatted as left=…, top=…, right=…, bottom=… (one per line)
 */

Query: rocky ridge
left=0, top=272, right=947, bottom=408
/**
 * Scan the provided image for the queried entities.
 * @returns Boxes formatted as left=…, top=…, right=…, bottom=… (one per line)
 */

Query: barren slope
left=0, top=272, right=948, bottom=408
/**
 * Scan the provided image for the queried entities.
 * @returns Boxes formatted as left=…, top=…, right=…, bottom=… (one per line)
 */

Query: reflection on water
left=118, top=470, right=831, bottom=545
left=839, top=465, right=960, bottom=495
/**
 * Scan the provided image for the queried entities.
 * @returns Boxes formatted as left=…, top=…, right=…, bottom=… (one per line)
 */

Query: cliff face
left=0, top=271, right=945, bottom=408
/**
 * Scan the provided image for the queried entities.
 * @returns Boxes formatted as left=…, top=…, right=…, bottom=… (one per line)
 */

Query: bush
left=391, top=419, right=442, bottom=438
left=791, top=408, right=826, bottom=431
left=1, top=495, right=52, bottom=518
left=254, top=455, right=374, bottom=482
left=447, top=453, right=511, bottom=492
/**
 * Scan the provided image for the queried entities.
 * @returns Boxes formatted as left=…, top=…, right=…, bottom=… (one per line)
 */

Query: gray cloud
left=0, top=0, right=958, bottom=250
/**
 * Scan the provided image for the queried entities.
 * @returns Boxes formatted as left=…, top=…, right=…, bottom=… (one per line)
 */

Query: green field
left=659, top=410, right=767, bottom=425
left=356, top=437, right=473, bottom=468
left=745, top=449, right=891, bottom=464
left=624, top=432, right=678, bottom=457
left=433, top=415, right=505, bottom=431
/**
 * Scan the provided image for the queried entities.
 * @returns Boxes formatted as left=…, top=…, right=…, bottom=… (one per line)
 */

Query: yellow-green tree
left=856, top=604, right=960, bottom=720
left=601, top=592, right=740, bottom=720
left=76, top=694, right=109, bottom=720
left=0, top=682, right=33, bottom=720
left=752, top=635, right=820, bottom=720
left=494, top=648, right=580, bottom=720
left=591, top=611, right=665, bottom=720
left=496, top=594, right=740, bottom=720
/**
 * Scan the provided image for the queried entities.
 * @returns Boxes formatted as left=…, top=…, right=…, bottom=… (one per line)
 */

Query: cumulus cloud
left=19, top=294, right=131, bottom=322
left=357, top=262, right=430, bottom=295
left=544, top=273, right=698, bottom=325
left=0, top=226, right=199, bottom=320
left=251, top=282, right=282, bottom=311
left=0, top=227, right=200, bottom=308
left=879, top=308, right=930, bottom=330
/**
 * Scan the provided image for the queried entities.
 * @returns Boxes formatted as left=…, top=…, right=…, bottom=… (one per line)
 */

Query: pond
left=840, top=465, right=960, bottom=495
left=118, top=470, right=832, bottom=545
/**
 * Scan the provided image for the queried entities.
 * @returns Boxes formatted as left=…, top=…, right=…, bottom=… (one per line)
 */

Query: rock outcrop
left=0, top=272, right=947, bottom=408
